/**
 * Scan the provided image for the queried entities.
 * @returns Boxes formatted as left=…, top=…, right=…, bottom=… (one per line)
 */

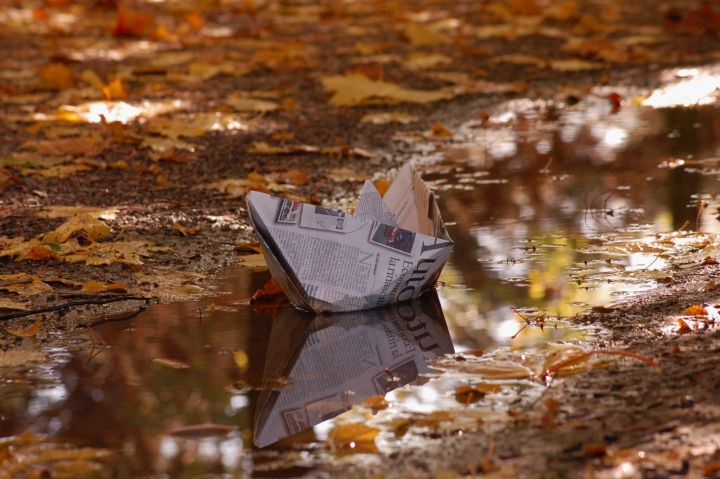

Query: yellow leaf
left=0, top=299, right=28, bottom=310
left=324, top=168, right=369, bottom=182
left=0, top=273, right=53, bottom=296
left=234, top=350, right=249, bottom=372
left=236, top=254, right=267, bottom=271
left=327, top=423, right=380, bottom=448
left=8, top=317, right=41, bottom=337
left=322, top=74, right=454, bottom=106
left=43, top=214, right=111, bottom=244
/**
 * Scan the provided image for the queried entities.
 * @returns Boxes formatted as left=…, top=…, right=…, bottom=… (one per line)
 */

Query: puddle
left=5, top=68, right=720, bottom=475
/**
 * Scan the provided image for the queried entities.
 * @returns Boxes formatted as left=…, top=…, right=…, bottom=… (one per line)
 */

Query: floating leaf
left=234, top=350, right=249, bottom=372
left=236, top=254, right=267, bottom=271
left=136, top=272, right=211, bottom=302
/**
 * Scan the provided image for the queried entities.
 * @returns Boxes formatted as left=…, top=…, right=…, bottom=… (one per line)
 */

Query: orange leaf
left=683, top=305, right=708, bottom=316
left=39, top=63, right=74, bottom=90
left=24, top=246, right=58, bottom=262
left=183, top=10, right=205, bottom=30
left=345, top=64, right=383, bottom=81
left=0, top=168, right=22, bottom=191
left=360, top=395, right=389, bottom=412
left=101, top=78, right=129, bottom=101
left=374, top=179, right=390, bottom=197
left=82, top=280, right=127, bottom=293
left=8, top=317, right=41, bottom=337
left=430, top=122, right=452, bottom=137
left=112, top=6, right=154, bottom=37
left=327, top=423, right=379, bottom=448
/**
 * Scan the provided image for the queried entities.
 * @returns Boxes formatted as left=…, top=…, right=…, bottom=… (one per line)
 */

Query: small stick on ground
left=0, top=296, right=157, bottom=322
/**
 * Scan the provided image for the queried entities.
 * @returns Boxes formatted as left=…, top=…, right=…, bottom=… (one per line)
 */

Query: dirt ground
left=4, top=0, right=720, bottom=477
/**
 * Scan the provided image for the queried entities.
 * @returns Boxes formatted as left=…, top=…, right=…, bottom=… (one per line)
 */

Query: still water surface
left=3, top=69, right=720, bottom=476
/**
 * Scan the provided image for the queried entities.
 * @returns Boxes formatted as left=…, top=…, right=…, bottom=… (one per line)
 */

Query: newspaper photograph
left=253, top=291, right=454, bottom=448
left=247, top=163, right=454, bottom=313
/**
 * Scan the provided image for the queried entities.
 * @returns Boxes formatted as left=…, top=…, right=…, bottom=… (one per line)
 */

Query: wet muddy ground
left=4, top=0, right=720, bottom=477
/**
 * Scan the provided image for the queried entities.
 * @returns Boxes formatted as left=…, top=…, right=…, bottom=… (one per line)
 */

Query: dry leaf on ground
left=322, top=74, right=454, bottom=106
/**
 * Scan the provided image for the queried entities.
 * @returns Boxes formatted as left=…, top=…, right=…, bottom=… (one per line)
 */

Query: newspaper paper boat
left=247, top=163, right=453, bottom=312
left=254, top=291, right=453, bottom=447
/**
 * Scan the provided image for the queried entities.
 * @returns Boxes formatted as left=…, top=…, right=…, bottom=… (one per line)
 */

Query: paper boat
left=247, top=164, right=453, bottom=312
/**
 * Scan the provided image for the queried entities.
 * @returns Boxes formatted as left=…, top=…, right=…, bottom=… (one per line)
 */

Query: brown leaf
left=39, top=63, right=74, bottom=90
left=173, top=222, right=202, bottom=236
left=0, top=168, right=22, bottom=191
left=8, top=317, right=41, bottom=337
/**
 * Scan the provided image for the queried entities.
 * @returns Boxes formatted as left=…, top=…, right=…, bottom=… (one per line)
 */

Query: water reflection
left=254, top=291, right=453, bottom=447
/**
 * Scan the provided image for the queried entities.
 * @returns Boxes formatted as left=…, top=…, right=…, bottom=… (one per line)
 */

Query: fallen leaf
left=39, top=63, right=74, bottom=90
left=225, top=94, right=279, bottom=112
left=163, top=424, right=238, bottom=438
left=0, top=168, right=22, bottom=190
left=23, top=245, right=58, bottom=262
left=361, top=112, right=418, bottom=124
left=322, top=74, right=454, bottom=106
left=43, top=214, right=111, bottom=244
left=236, top=254, right=267, bottom=270
left=455, top=385, right=485, bottom=404
left=153, top=358, right=190, bottom=368
left=327, top=423, right=380, bottom=448
left=430, top=122, right=453, bottom=137
left=81, top=280, right=127, bottom=293
left=684, top=305, right=708, bottom=316
left=324, top=168, right=369, bottom=182
left=0, top=299, right=28, bottom=310
left=403, top=53, right=452, bottom=70
left=184, top=10, right=205, bottom=30
left=0, top=350, right=46, bottom=366
left=173, top=222, right=202, bottom=236
left=7, top=317, right=41, bottom=337
left=404, top=22, right=448, bottom=46
left=101, top=78, right=129, bottom=101
left=360, top=395, right=389, bottom=412
left=112, top=6, right=154, bottom=37
left=136, top=272, right=211, bottom=302
left=0, top=274, right=53, bottom=296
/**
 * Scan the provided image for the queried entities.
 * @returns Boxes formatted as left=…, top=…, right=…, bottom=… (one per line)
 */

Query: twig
left=0, top=296, right=157, bottom=322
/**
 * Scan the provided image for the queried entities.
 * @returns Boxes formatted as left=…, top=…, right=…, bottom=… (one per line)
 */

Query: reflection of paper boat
left=253, top=291, right=453, bottom=448
left=247, top=164, right=453, bottom=313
